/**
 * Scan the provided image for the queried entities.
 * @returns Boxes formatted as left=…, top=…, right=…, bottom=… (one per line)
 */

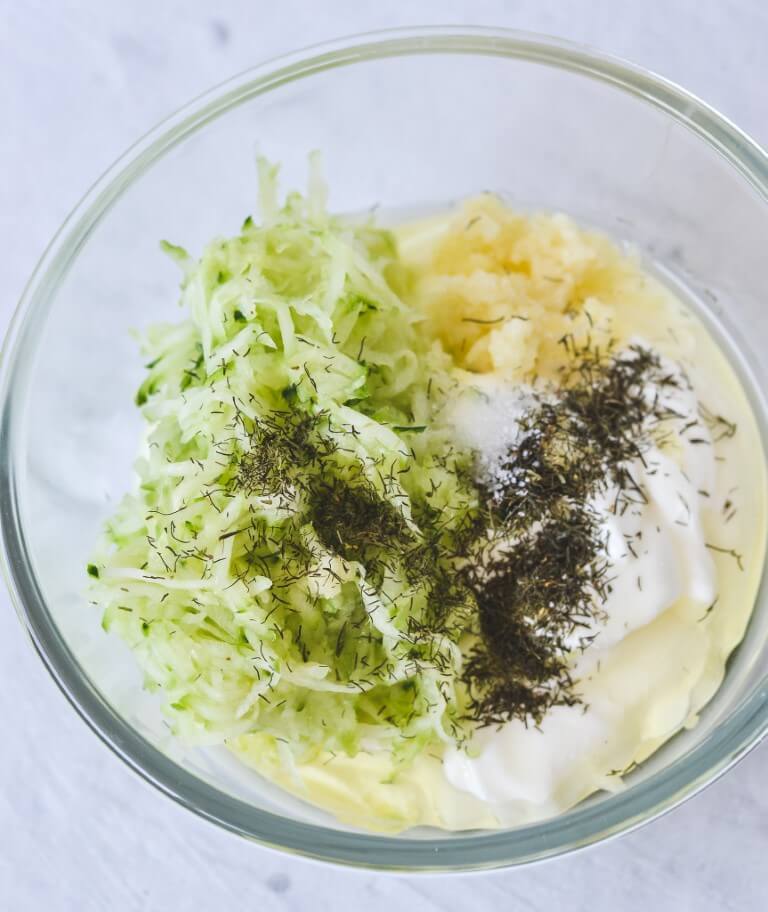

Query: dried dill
left=234, top=409, right=337, bottom=500
left=461, top=508, right=608, bottom=726
left=309, top=476, right=413, bottom=580
left=458, top=343, right=707, bottom=727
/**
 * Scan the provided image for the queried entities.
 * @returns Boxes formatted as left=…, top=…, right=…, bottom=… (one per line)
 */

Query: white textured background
left=2, top=2, right=767, bottom=910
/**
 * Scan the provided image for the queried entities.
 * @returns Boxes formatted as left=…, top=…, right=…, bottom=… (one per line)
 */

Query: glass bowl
left=2, top=27, right=767, bottom=872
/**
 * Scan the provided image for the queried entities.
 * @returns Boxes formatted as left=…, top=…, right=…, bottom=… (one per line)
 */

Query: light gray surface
left=2, top=2, right=767, bottom=909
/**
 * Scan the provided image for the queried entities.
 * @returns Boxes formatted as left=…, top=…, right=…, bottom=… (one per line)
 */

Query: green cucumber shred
left=89, top=159, right=477, bottom=763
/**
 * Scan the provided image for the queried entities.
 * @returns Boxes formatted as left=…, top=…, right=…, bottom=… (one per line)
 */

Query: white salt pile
left=448, top=377, right=538, bottom=497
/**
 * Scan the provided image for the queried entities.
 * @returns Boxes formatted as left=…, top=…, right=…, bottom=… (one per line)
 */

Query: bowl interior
left=4, top=31, right=768, bottom=868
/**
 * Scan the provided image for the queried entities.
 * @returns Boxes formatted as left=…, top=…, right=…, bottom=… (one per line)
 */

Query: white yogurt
left=443, top=350, right=722, bottom=815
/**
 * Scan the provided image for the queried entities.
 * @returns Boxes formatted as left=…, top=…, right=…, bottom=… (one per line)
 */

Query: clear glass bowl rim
left=2, top=26, right=767, bottom=872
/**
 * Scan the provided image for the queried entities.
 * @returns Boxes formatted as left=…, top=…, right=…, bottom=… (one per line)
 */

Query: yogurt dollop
left=443, top=353, right=720, bottom=816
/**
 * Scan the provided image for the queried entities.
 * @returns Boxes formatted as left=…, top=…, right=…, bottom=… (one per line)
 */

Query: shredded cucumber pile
left=89, top=160, right=479, bottom=764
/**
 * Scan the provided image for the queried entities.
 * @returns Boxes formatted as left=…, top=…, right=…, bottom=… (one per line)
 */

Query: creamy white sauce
left=443, top=348, right=723, bottom=814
